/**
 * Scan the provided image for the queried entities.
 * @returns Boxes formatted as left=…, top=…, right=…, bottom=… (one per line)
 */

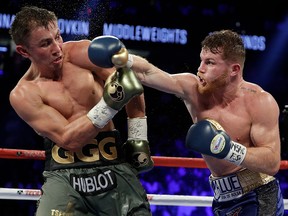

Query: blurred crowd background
left=0, top=0, right=288, bottom=215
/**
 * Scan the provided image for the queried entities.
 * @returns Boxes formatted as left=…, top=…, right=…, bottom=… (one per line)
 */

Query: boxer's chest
left=37, top=68, right=104, bottom=120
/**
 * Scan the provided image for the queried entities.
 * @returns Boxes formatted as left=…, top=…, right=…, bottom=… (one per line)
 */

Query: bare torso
left=182, top=74, right=261, bottom=176
left=30, top=61, right=104, bottom=122
left=25, top=49, right=108, bottom=119
left=132, top=52, right=280, bottom=177
left=10, top=41, right=115, bottom=149
left=193, top=97, right=251, bottom=175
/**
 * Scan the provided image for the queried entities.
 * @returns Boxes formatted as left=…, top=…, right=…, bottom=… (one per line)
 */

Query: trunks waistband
left=209, top=168, right=275, bottom=202
left=44, top=130, right=126, bottom=171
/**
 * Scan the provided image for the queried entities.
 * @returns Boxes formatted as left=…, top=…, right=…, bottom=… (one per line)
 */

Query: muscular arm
left=125, top=93, right=145, bottom=118
left=9, top=83, right=105, bottom=152
left=10, top=41, right=145, bottom=152
left=131, top=55, right=197, bottom=99
left=67, top=39, right=144, bottom=119
left=9, top=41, right=117, bottom=152
left=66, top=40, right=115, bottom=80
left=242, top=91, right=281, bottom=175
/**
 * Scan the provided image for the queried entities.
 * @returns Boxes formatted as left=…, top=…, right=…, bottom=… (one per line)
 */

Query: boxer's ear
left=230, top=63, right=240, bottom=76
left=16, top=45, right=30, bottom=58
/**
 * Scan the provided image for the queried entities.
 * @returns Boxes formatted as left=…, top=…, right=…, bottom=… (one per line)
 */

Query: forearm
left=130, top=55, right=156, bottom=83
left=131, top=55, right=183, bottom=95
left=48, top=116, right=107, bottom=152
left=241, top=147, right=281, bottom=176
left=125, top=93, right=145, bottom=118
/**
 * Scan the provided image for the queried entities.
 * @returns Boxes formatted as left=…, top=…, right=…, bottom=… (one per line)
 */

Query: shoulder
left=171, top=72, right=198, bottom=99
left=172, top=72, right=198, bottom=85
left=175, top=72, right=198, bottom=88
left=10, top=78, right=41, bottom=110
left=62, top=40, right=91, bottom=59
left=63, top=39, right=90, bottom=50
left=241, top=81, right=276, bottom=102
left=62, top=39, right=104, bottom=73
left=241, top=81, right=279, bottom=118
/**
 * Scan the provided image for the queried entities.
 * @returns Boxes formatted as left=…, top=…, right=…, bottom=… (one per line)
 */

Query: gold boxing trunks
left=209, top=168, right=275, bottom=202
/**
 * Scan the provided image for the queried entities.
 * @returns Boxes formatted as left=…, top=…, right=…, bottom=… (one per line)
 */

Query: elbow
left=261, top=146, right=281, bottom=176
left=268, top=169, right=279, bottom=177
left=58, top=135, right=83, bottom=152
left=267, top=159, right=281, bottom=176
left=61, top=140, right=82, bottom=152
left=44, top=129, right=85, bottom=152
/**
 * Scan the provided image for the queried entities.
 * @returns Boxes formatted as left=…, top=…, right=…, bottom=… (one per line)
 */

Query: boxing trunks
left=209, top=168, right=284, bottom=216
left=36, top=130, right=151, bottom=216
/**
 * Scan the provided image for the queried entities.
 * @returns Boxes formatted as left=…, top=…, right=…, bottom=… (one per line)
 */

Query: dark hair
left=9, top=6, right=58, bottom=45
left=201, top=29, right=245, bottom=64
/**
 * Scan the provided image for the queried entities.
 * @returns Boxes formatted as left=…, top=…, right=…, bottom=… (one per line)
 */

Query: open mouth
left=53, top=56, right=62, bottom=63
left=197, top=74, right=207, bottom=86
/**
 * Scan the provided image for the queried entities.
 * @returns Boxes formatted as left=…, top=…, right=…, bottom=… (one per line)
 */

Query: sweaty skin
left=9, top=21, right=145, bottom=152
left=131, top=48, right=281, bottom=177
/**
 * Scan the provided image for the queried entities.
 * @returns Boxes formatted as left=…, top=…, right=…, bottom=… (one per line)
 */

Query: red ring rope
left=1, top=148, right=288, bottom=169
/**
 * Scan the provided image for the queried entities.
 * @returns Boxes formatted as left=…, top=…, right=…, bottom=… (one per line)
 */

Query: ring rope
left=0, top=188, right=287, bottom=209
left=0, top=187, right=214, bottom=205
left=1, top=148, right=288, bottom=169
left=0, top=148, right=288, bottom=208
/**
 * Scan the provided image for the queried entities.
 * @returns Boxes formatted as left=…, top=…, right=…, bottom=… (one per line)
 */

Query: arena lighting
left=0, top=13, right=14, bottom=30
left=0, top=45, right=8, bottom=76
left=103, top=23, right=268, bottom=50
left=241, top=35, right=266, bottom=51
left=0, top=12, right=267, bottom=50
left=0, top=46, right=8, bottom=52
left=103, top=23, right=188, bottom=45
left=58, top=19, right=89, bottom=36
left=0, top=12, right=89, bottom=36
left=252, top=15, right=288, bottom=86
